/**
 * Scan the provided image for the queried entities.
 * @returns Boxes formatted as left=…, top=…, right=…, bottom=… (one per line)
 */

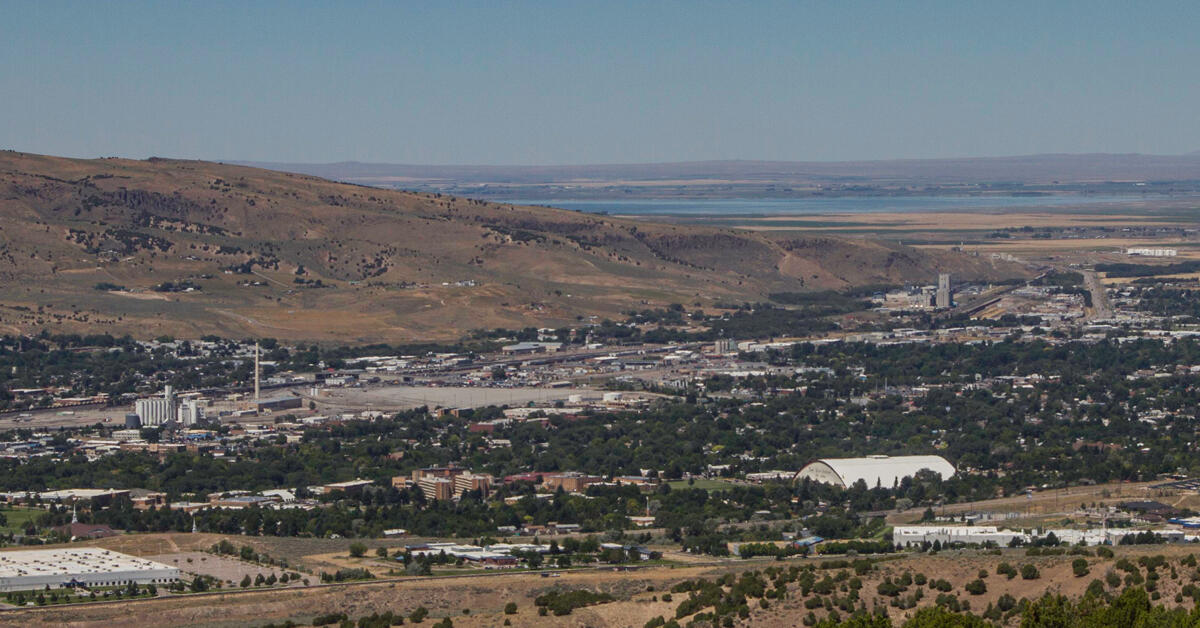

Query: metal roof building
left=0, top=548, right=180, bottom=592
left=793, top=455, right=955, bottom=489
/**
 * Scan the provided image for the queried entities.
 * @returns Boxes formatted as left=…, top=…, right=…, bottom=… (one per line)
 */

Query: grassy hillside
left=0, top=151, right=1025, bottom=342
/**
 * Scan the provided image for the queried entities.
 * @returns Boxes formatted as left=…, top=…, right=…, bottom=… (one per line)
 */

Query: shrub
left=534, top=589, right=614, bottom=616
left=965, top=579, right=987, bottom=595
left=1106, top=571, right=1122, bottom=588
left=504, top=602, right=517, bottom=615
left=1021, top=564, right=1040, bottom=580
left=1073, top=558, right=1090, bottom=578
left=349, top=543, right=367, bottom=558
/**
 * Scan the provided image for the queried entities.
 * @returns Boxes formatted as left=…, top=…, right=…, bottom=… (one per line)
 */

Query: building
left=501, top=341, right=562, bottom=355
left=135, top=386, right=177, bottom=427
left=893, top=525, right=1023, bottom=548
left=52, top=523, right=122, bottom=540
left=793, top=455, right=955, bottom=489
left=411, top=466, right=465, bottom=482
left=418, top=476, right=454, bottom=501
left=453, top=472, right=493, bottom=498
left=0, top=548, right=180, bottom=592
left=1127, top=248, right=1177, bottom=257
left=893, top=525, right=1185, bottom=548
left=130, top=489, right=168, bottom=510
left=543, top=472, right=602, bottom=493
left=33, top=489, right=130, bottom=507
left=321, top=479, right=373, bottom=495
left=177, top=399, right=205, bottom=426
left=111, top=429, right=143, bottom=442
left=255, top=394, right=302, bottom=412
left=935, top=273, right=951, bottom=308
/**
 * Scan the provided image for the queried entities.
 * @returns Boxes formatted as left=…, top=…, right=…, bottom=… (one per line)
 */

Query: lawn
left=0, top=507, right=44, bottom=534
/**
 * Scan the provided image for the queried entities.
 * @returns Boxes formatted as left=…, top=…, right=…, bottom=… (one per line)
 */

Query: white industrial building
left=893, top=525, right=1025, bottom=547
left=1126, top=248, right=1177, bottom=257
left=177, top=399, right=205, bottom=426
left=893, top=525, right=1187, bottom=548
left=793, top=455, right=955, bottom=488
left=0, top=548, right=180, bottom=592
left=135, top=386, right=206, bottom=426
left=135, top=385, right=177, bottom=427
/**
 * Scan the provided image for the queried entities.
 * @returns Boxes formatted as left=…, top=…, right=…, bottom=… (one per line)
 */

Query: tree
left=349, top=542, right=367, bottom=558
left=240, top=574, right=252, bottom=588
left=1021, top=564, right=1040, bottom=580
left=965, top=579, right=986, bottom=595
left=410, top=606, right=429, bottom=623
left=1073, top=558, right=1090, bottom=577
left=376, top=547, right=389, bottom=558
left=504, top=602, right=518, bottom=615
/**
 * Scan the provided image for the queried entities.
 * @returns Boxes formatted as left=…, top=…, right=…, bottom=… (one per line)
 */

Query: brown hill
left=0, top=151, right=1024, bottom=342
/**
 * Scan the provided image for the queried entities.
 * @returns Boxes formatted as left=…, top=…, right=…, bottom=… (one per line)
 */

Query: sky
left=2, top=1, right=1198, bottom=165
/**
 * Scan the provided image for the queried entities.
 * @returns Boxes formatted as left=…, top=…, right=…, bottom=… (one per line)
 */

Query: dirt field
left=6, top=542, right=1200, bottom=627
left=147, top=552, right=295, bottom=588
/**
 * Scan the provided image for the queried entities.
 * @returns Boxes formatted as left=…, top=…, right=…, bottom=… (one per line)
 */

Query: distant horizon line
left=227, top=150, right=1200, bottom=170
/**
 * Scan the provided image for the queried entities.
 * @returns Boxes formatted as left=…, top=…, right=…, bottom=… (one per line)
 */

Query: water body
left=498, top=194, right=1173, bottom=216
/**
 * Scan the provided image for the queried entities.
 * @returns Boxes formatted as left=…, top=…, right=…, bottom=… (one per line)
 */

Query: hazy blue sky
left=2, top=1, right=1197, bottom=164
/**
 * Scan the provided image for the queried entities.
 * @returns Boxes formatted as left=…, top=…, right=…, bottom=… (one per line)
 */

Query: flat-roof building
left=418, top=476, right=454, bottom=501
left=0, top=548, right=180, bottom=592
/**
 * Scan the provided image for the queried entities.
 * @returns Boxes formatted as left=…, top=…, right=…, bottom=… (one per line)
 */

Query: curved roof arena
left=794, top=455, right=955, bottom=489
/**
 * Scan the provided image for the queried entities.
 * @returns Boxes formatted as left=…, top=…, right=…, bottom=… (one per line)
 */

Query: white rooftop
left=0, top=548, right=175, bottom=578
left=796, top=455, right=955, bottom=488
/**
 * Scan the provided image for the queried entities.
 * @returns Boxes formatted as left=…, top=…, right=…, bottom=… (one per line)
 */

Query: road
left=1082, top=269, right=1113, bottom=320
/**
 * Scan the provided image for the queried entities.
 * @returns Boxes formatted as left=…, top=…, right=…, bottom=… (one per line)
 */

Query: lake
left=497, top=194, right=1176, bottom=216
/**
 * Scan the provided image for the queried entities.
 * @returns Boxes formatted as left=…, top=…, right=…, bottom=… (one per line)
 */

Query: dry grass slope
left=0, top=151, right=1024, bottom=342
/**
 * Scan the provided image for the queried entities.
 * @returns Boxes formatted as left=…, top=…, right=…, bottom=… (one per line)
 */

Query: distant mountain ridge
left=234, top=153, right=1200, bottom=191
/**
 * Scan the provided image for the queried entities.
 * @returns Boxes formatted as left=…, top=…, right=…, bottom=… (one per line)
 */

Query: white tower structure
left=135, top=385, right=179, bottom=426
left=254, top=342, right=261, bottom=402
left=935, top=273, right=951, bottom=308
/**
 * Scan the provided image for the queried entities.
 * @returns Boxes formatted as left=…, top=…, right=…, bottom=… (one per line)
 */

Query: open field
left=147, top=552, right=293, bottom=588
left=5, top=535, right=1200, bottom=627
left=0, top=507, right=43, bottom=535
left=1102, top=271, right=1200, bottom=285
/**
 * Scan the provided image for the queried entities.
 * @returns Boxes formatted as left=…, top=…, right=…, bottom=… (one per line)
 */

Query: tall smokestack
left=254, top=342, right=261, bottom=402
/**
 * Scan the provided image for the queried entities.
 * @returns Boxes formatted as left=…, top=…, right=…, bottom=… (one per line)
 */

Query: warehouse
left=255, top=394, right=303, bottom=412
left=0, top=548, right=180, bottom=592
left=793, top=455, right=955, bottom=488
